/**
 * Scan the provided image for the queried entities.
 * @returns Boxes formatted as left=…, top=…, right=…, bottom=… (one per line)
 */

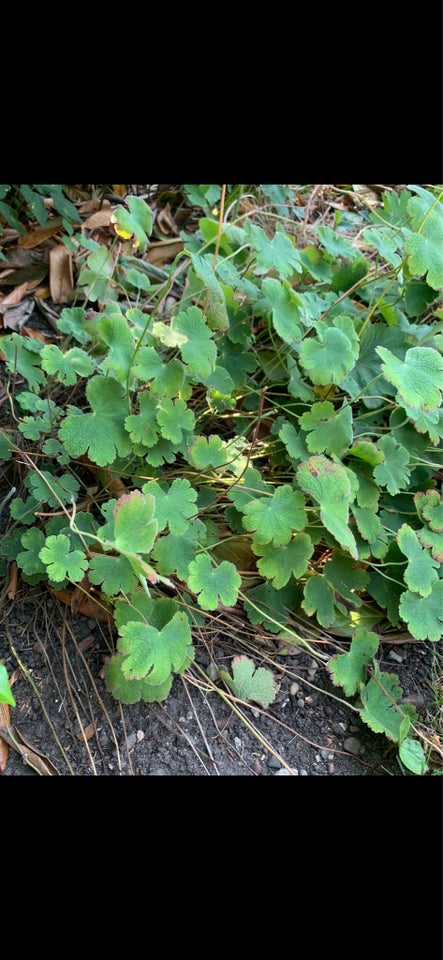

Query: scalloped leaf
left=252, top=533, right=314, bottom=588
left=376, top=345, right=443, bottom=413
left=359, top=662, right=414, bottom=743
left=221, top=655, right=277, bottom=708
left=398, top=581, right=443, bottom=641
left=397, top=523, right=440, bottom=597
left=112, top=491, right=158, bottom=556
left=187, top=554, right=241, bottom=610
left=296, top=456, right=358, bottom=560
left=329, top=628, right=380, bottom=697
left=404, top=186, right=443, bottom=290
left=242, top=485, right=307, bottom=547
left=38, top=534, right=88, bottom=582
left=58, top=376, right=131, bottom=467
left=116, top=611, right=193, bottom=684
left=373, top=435, right=411, bottom=495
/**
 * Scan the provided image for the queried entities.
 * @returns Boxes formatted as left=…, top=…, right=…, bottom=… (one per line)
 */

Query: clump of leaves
left=1, top=183, right=442, bottom=773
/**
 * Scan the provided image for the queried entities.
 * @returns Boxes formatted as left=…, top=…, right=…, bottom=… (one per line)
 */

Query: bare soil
left=1, top=584, right=441, bottom=777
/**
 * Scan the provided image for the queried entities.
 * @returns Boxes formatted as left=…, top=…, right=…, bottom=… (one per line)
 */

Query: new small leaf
left=221, top=655, right=277, bottom=708
left=187, top=554, right=241, bottom=610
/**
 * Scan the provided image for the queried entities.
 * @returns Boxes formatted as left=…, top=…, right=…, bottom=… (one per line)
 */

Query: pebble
left=332, top=722, right=347, bottom=735
left=274, top=767, right=299, bottom=776
left=290, top=682, right=300, bottom=696
left=343, top=736, right=362, bottom=756
left=389, top=649, right=403, bottom=663
left=268, top=755, right=282, bottom=769
left=320, top=750, right=334, bottom=761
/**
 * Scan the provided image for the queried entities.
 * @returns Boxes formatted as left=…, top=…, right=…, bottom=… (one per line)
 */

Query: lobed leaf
left=397, top=523, right=440, bottom=597
left=329, top=628, right=380, bottom=697
left=187, top=554, right=241, bottom=610
left=221, top=655, right=277, bottom=708
left=242, top=485, right=307, bottom=547
left=296, top=456, right=358, bottom=560
left=398, top=581, right=443, bottom=641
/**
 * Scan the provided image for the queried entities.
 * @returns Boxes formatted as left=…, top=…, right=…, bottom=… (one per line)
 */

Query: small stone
left=274, top=767, right=299, bottom=776
left=136, top=730, right=144, bottom=742
left=320, top=750, right=334, bottom=760
left=297, top=699, right=305, bottom=709
left=300, top=769, right=308, bottom=776
left=332, top=722, right=347, bottom=735
left=389, top=649, right=403, bottom=663
left=344, top=736, right=361, bottom=756
left=327, top=763, right=334, bottom=774
left=290, top=682, right=300, bottom=696
left=126, top=732, right=137, bottom=750
left=268, top=755, right=282, bottom=769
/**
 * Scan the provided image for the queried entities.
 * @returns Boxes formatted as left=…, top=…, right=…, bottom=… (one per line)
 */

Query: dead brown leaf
left=46, top=584, right=113, bottom=624
left=0, top=704, right=10, bottom=773
left=82, top=209, right=113, bottom=229
left=49, top=244, right=74, bottom=304
left=112, top=185, right=127, bottom=196
left=18, top=221, right=64, bottom=249
left=0, top=721, right=60, bottom=775
left=7, top=561, right=18, bottom=601
left=147, top=238, right=184, bottom=267
left=156, top=203, right=181, bottom=236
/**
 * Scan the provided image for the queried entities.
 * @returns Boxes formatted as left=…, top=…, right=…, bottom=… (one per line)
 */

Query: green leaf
left=187, top=554, right=241, bottom=610
left=124, top=393, right=159, bottom=448
left=278, top=421, right=310, bottom=463
left=0, top=333, right=46, bottom=392
left=152, top=521, right=207, bottom=581
left=399, top=738, right=428, bottom=775
left=404, top=186, right=443, bottom=289
left=397, top=523, right=440, bottom=597
left=417, top=527, right=443, bottom=563
left=0, top=663, right=16, bottom=706
left=188, top=253, right=229, bottom=330
left=111, top=196, right=153, bottom=252
left=323, top=552, right=370, bottom=604
left=296, top=456, right=358, bottom=560
left=300, top=401, right=353, bottom=456
left=77, top=246, right=117, bottom=302
left=88, top=554, right=139, bottom=595
left=414, top=489, right=443, bottom=532
left=262, top=277, right=302, bottom=347
left=117, top=611, right=192, bottom=683
left=142, top=478, right=197, bottom=534
left=373, top=435, right=411, bottom=495
left=38, top=534, right=88, bottom=582
left=299, top=323, right=357, bottom=385
left=376, top=345, right=443, bottom=413
left=132, top=348, right=185, bottom=397
left=244, top=581, right=303, bottom=632
left=103, top=655, right=174, bottom=704
left=16, top=527, right=47, bottom=576
left=187, top=434, right=246, bottom=472
left=40, top=344, right=94, bottom=385
left=398, top=581, right=443, bottom=641
left=360, top=663, right=412, bottom=742
left=58, top=376, right=131, bottom=467
left=252, top=533, right=313, bottom=588
left=221, top=655, right=277, bottom=708
left=96, top=308, right=135, bottom=382
left=249, top=223, right=303, bottom=277
left=112, top=491, right=158, bottom=555
left=242, top=485, right=307, bottom=547
left=329, top=628, right=380, bottom=697
left=316, top=224, right=363, bottom=261
left=27, top=470, right=80, bottom=507
left=361, top=226, right=404, bottom=268
left=302, top=575, right=337, bottom=628
left=158, top=306, right=217, bottom=379
left=156, top=397, right=195, bottom=443
left=226, top=467, right=270, bottom=512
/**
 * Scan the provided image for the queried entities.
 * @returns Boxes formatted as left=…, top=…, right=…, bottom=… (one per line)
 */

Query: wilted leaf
left=49, top=244, right=73, bottom=303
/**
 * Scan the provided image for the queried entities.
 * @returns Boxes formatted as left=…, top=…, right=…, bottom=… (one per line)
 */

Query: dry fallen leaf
left=49, top=244, right=74, bottom=303
left=0, top=722, right=60, bottom=775
left=18, top=221, right=64, bottom=249
left=0, top=703, right=10, bottom=773
left=147, top=238, right=184, bottom=267
left=82, top=209, right=113, bottom=229
left=46, top=584, right=113, bottom=624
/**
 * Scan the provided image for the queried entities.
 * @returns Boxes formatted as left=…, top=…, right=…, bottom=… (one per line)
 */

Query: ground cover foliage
left=0, top=183, right=442, bottom=775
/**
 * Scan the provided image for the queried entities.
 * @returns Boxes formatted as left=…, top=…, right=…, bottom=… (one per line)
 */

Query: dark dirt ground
left=1, top=581, right=441, bottom=777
